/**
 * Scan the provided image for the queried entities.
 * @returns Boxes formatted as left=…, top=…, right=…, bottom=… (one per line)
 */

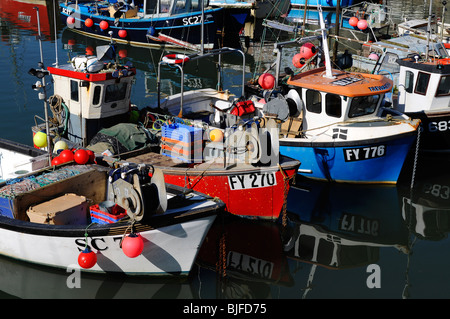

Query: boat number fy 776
left=343, top=145, right=386, bottom=162
left=228, top=172, right=277, bottom=190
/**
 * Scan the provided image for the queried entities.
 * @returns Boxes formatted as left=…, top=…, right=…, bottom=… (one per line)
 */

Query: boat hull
left=405, top=110, right=450, bottom=153
left=280, top=132, right=417, bottom=184
left=60, top=2, right=222, bottom=49
left=159, top=156, right=299, bottom=219
left=0, top=213, right=216, bottom=276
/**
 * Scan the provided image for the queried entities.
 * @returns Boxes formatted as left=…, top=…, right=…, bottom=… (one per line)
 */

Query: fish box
left=26, top=193, right=89, bottom=225
left=0, top=165, right=107, bottom=220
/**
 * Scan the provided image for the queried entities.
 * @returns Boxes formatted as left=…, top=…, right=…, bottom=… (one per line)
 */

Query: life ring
left=162, top=54, right=190, bottom=64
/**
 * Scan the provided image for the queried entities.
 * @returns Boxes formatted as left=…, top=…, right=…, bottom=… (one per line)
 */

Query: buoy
left=85, top=46, right=95, bottom=55
left=299, top=42, right=316, bottom=59
left=86, top=150, right=95, bottom=163
left=59, top=149, right=74, bottom=163
left=162, top=54, right=190, bottom=64
left=357, top=19, right=368, bottom=30
left=74, top=149, right=89, bottom=165
left=368, top=52, right=379, bottom=60
left=85, top=18, right=94, bottom=28
left=78, top=247, right=97, bottom=269
left=118, top=49, right=128, bottom=58
left=210, top=129, right=224, bottom=142
left=68, top=39, right=76, bottom=46
left=258, top=73, right=275, bottom=90
left=349, top=16, right=359, bottom=27
left=292, top=53, right=306, bottom=68
left=122, top=233, right=144, bottom=258
left=51, top=156, right=62, bottom=166
left=118, top=29, right=127, bottom=38
left=99, top=20, right=109, bottom=30
left=54, top=140, right=68, bottom=154
left=66, top=16, right=75, bottom=26
left=33, top=131, right=47, bottom=148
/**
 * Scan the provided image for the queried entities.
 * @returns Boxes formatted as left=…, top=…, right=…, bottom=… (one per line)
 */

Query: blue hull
left=280, top=133, right=417, bottom=184
left=290, top=0, right=354, bottom=8
left=60, top=2, right=223, bottom=48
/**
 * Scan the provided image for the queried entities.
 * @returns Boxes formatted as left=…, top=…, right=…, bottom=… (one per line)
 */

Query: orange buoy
left=357, top=19, right=368, bottom=30
left=349, top=16, right=359, bottom=27
left=66, top=16, right=75, bottom=25
left=85, top=18, right=94, bottom=28
left=292, top=53, right=306, bottom=68
left=99, top=20, right=109, bottom=30
left=299, top=42, right=316, bottom=60
left=118, top=29, right=127, bottom=38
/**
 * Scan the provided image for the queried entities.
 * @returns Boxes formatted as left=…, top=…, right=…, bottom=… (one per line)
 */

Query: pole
left=35, top=7, right=52, bottom=165
left=426, top=0, right=433, bottom=60
left=333, top=0, right=341, bottom=64
left=302, top=0, right=308, bottom=37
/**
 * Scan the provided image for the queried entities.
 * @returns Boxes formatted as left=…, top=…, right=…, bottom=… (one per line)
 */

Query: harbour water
left=1, top=0, right=450, bottom=302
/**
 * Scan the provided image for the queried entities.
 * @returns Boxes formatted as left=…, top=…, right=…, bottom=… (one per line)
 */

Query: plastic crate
left=90, top=204, right=127, bottom=224
left=161, top=123, right=202, bottom=145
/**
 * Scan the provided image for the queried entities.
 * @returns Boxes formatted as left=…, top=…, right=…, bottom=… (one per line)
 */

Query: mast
left=426, top=0, right=433, bottom=60
left=318, top=5, right=334, bottom=79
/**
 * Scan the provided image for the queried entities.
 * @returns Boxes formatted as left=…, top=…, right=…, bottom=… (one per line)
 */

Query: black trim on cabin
left=397, top=58, right=450, bottom=74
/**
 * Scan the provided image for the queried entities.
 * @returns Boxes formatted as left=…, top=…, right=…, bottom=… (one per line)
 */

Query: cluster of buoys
left=292, top=42, right=317, bottom=68
left=349, top=16, right=368, bottom=30
left=51, top=148, right=95, bottom=166
left=78, top=233, right=144, bottom=269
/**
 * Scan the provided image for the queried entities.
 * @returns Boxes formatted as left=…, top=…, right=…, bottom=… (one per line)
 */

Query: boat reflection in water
left=283, top=178, right=410, bottom=298
left=194, top=215, right=294, bottom=298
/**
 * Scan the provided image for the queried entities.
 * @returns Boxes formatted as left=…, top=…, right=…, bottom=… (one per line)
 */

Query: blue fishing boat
left=246, top=8, right=421, bottom=184
left=59, top=0, right=223, bottom=50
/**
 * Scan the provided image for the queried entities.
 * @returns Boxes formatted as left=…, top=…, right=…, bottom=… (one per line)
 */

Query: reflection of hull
left=284, top=180, right=409, bottom=268
left=0, top=0, right=54, bottom=37
left=195, top=215, right=293, bottom=298
left=0, top=254, right=193, bottom=299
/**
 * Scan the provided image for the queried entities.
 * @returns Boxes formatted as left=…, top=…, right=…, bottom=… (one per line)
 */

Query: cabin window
left=405, top=71, right=414, bottom=93
left=436, top=75, right=450, bottom=96
left=325, top=93, right=342, bottom=118
left=306, top=90, right=322, bottom=114
left=348, top=95, right=379, bottom=118
left=93, top=86, right=102, bottom=106
left=414, top=72, right=430, bottom=95
left=105, top=82, right=128, bottom=103
left=70, top=80, right=79, bottom=102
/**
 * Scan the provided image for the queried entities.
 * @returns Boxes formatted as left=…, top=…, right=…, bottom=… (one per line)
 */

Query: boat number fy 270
left=228, top=172, right=277, bottom=190
left=343, top=145, right=386, bottom=162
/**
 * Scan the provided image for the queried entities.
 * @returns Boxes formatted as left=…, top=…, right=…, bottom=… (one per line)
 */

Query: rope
left=278, top=163, right=295, bottom=226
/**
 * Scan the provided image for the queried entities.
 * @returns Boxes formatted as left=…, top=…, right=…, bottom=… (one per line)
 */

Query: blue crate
left=161, top=123, right=202, bottom=144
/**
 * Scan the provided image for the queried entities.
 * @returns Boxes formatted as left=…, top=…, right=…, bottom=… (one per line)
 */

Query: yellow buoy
left=33, top=131, right=47, bottom=148
left=210, top=129, right=224, bottom=142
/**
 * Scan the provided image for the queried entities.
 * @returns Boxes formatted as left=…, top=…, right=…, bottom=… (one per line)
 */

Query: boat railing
left=156, top=47, right=246, bottom=113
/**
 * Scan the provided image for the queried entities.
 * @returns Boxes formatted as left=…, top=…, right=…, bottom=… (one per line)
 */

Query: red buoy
left=85, top=18, right=94, bottom=28
left=122, top=233, right=144, bottom=258
left=78, top=247, right=97, bottom=269
left=59, top=149, right=74, bottom=163
left=292, top=53, right=306, bottom=68
left=357, top=19, right=368, bottom=30
left=99, top=20, right=109, bottom=30
left=299, top=42, right=316, bottom=60
left=51, top=156, right=62, bottom=166
left=258, top=73, right=275, bottom=90
left=349, top=16, right=359, bottom=27
left=118, top=29, right=127, bottom=38
left=86, top=150, right=95, bottom=163
left=66, top=16, right=75, bottom=25
left=74, top=149, right=89, bottom=165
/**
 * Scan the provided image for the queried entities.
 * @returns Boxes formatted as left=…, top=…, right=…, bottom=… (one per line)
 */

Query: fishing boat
left=0, top=139, right=223, bottom=276
left=245, top=7, right=421, bottom=184
left=29, top=20, right=299, bottom=220
left=398, top=18, right=450, bottom=44
left=395, top=55, right=450, bottom=153
left=59, top=0, right=223, bottom=50
left=101, top=47, right=300, bottom=219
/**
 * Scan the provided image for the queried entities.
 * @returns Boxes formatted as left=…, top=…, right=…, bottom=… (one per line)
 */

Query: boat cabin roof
left=47, top=62, right=136, bottom=82
left=397, top=57, right=450, bottom=74
left=287, top=67, right=393, bottom=97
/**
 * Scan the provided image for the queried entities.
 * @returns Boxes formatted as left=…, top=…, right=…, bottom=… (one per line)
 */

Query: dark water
left=1, top=0, right=450, bottom=302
